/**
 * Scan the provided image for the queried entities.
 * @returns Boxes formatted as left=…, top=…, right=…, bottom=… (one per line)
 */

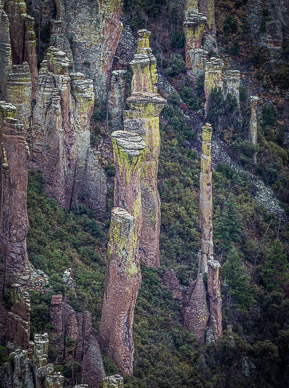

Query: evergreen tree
left=215, top=194, right=243, bottom=249
left=223, top=246, right=254, bottom=311
left=261, top=240, right=288, bottom=292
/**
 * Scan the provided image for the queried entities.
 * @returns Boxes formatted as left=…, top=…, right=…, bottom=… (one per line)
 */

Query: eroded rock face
left=0, top=101, right=30, bottom=286
left=108, top=70, right=127, bottom=132
left=6, top=63, right=32, bottom=137
left=0, top=332, right=64, bottom=388
left=199, top=123, right=213, bottom=274
left=31, top=47, right=107, bottom=215
left=4, top=0, right=38, bottom=95
left=223, top=70, right=240, bottom=107
left=7, top=284, right=31, bottom=349
left=52, top=0, right=123, bottom=100
left=249, top=96, right=259, bottom=164
left=199, top=0, right=215, bottom=35
left=204, top=57, right=224, bottom=114
left=50, top=294, right=105, bottom=387
left=100, top=207, right=141, bottom=375
left=112, top=130, right=145, bottom=234
left=184, top=10, right=207, bottom=69
left=183, top=274, right=209, bottom=342
left=125, top=29, right=166, bottom=268
left=183, top=124, right=222, bottom=342
left=162, top=269, right=185, bottom=302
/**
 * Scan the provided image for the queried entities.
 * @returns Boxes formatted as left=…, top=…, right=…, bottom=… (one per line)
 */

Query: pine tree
left=261, top=240, right=288, bottom=292
left=223, top=246, right=254, bottom=311
left=215, top=194, right=243, bottom=249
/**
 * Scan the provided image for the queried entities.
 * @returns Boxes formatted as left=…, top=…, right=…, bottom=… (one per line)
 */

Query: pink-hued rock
left=100, top=207, right=141, bottom=375
left=4, top=0, right=38, bottom=96
left=162, top=269, right=185, bottom=301
left=183, top=274, right=209, bottom=342
left=50, top=295, right=105, bottom=387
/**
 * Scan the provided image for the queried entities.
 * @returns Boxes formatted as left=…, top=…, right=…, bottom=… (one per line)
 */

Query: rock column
left=199, top=0, right=216, bottom=35
left=223, top=70, right=241, bottom=107
left=4, top=0, right=38, bottom=95
left=183, top=10, right=207, bottom=69
left=200, top=123, right=222, bottom=340
left=183, top=124, right=222, bottom=342
left=0, top=101, right=30, bottom=286
left=100, top=207, right=142, bottom=375
left=125, top=29, right=166, bottom=268
left=108, top=70, right=127, bottom=133
left=6, top=63, right=32, bottom=137
left=204, top=57, right=224, bottom=115
left=249, top=96, right=259, bottom=164
left=0, top=2, right=12, bottom=99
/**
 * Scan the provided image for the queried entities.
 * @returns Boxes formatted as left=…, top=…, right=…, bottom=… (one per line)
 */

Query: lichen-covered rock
left=183, top=10, right=207, bottom=69
left=183, top=274, right=209, bottom=342
left=0, top=4, right=12, bottom=99
left=81, top=335, right=105, bottom=388
left=112, top=130, right=145, bottom=234
left=125, top=29, right=166, bottom=268
left=44, top=372, right=64, bottom=387
left=249, top=96, right=259, bottom=164
left=204, top=57, right=224, bottom=114
left=52, top=0, right=123, bottom=100
left=103, top=374, right=124, bottom=388
left=207, top=258, right=222, bottom=340
left=199, top=123, right=222, bottom=340
left=199, top=123, right=213, bottom=274
left=100, top=207, right=141, bottom=375
left=199, top=0, right=215, bottom=35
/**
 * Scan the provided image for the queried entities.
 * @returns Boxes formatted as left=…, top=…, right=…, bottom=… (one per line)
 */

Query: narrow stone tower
left=124, top=29, right=166, bottom=268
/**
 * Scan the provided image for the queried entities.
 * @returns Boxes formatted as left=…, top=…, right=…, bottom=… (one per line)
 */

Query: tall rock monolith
left=125, top=29, right=166, bottom=268
left=0, top=3, right=12, bottom=99
left=0, top=101, right=30, bottom=345
left=100, top=207, right=142, bottom=375
left=249, top=96, right=259, bottom=164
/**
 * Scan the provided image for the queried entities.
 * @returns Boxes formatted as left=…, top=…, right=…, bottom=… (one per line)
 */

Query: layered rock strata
left=125, top=29, right=166, bottom=268
left=31, top=46, right=107, bottom=215
left=223, top=70, right=241, bottom=107
left=6, top=63, right=32, bottom=137
left=100, top=207, right=142, bottom=375
left=0, top=2, right=12, bottom=99
left=249, top=96, right=259, bottom=164
left=50, top=294, right=105, bottom=387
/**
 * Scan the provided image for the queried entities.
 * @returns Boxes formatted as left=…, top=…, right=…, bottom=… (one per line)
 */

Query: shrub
left=165, top=54, right=186, bottom=76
